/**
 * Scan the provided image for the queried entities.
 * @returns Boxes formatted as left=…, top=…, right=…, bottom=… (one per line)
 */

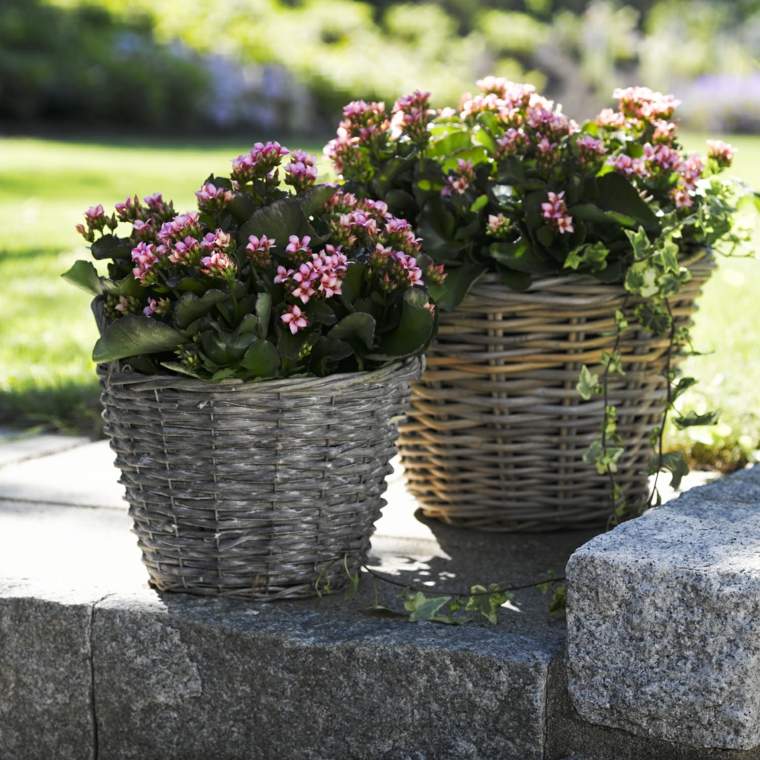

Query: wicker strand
left=398, top=255, right=714, bottom=532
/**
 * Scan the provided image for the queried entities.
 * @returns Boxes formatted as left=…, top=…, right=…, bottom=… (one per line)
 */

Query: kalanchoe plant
left=64, top=142, right=441, bottom=382
left=327, top=79, right=757, bottom=519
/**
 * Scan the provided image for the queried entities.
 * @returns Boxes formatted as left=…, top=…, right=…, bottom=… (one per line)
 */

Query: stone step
left=1, top=434, right=756, bottom=759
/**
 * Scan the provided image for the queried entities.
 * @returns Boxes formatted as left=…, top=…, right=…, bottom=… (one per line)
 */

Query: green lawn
left=1, top=134, right=759, bottom=467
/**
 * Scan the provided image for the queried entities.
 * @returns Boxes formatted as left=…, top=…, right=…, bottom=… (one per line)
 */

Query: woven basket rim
left=474, top=248, right=713, bottom=293
left=102, top=355, right=422, bottom=394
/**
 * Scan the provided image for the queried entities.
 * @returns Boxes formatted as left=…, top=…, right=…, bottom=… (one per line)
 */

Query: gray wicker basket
left=398, top=253, right=713, bottom=532
left=100, top=358, right=421, bottom=600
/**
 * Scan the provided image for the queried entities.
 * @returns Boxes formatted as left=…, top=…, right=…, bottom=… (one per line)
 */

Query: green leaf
left=375, top=290, right=434, bottom=357
left=428, top=262, right=484, bottom=311
left=61, top=260, right=103, bottom=295
left=92, top=316, right=184, bottom=363
left=489, top=239, right=553, bottom=274
left=464, top=585, right=510, bottom=625
left=658, top=451, right=690, bottom=490
left=671, top=376, right=698, bottom=402
left=159, top=361, right=202, bottom=379
left=255, top=292, right=272, bottom=338
left=570, top=203, right=637, bottom=229
left=238, top=196, right=313, bottom=246
left=341, top=263, right=367, bottom=304
left=91, top=235, right=133, bottom=261
left=174, top=290, right=227, bottom=329
left=673, top=410, right=719, bottom=429
left=595, top=173, right=659, bottom=232
left=499, top=269, right=532, bottom=291
left=329, top=312, right=376, bottom=350
left=577, top=365, right=602, bottom=400
left=403, top=592, right=452, bottom=622
left=469, top=194, right=489, bottom=213
left=564, top=242, right=609, bottom=272
left=241, top=340, right=280, bottom=378
left=300, top=184, right=335, bottom=218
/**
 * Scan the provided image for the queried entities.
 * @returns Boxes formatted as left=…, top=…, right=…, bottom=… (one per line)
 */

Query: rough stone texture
left=0, top=580, right=98, bottom=760
left=93, top=589, right=555, bottom=760
left=546, top=656, right=760, bottom=760
left=566, top=466, right=760, bottom=751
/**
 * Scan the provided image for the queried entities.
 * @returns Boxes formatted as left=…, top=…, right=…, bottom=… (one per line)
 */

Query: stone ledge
left=566, top=466, right=760, bottom=752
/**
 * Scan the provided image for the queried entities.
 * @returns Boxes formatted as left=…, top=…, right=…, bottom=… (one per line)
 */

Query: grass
left=1, top=133, right=759, bottom=467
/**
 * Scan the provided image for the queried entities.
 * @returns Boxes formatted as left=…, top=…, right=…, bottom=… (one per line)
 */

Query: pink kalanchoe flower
left=195, top=182, right=233, bottom=209
left=86, top=204, right=105, bottom=222
left=607, top=154, right=649, bottom=178
left=390, top=89, right=433, bottom=142
left=671, top=187, right=694, bottom=209
left=201, top=229, right=232, bottom=252
left=613, top=86, right=680, bottom=122
left=652, top=120, right=677, bottom=144
left=285, top=235, right=312, bottom=256
left=595, top=108, right=627, bottom=129
left=541, top=191, right=575, bottom=236
left=142, top=297, right=170, bottom=317
left=707, top=140, right=735, bottom=168
left=679, top=154, right=704, bottom=188
left=131, top=242, right=159, bottom=283
left=644, top=143, right=681, bottom=172
left=200, top=251, right=236, bottom=278
left=487, top=213, right=511, bottom=237
left=274, top=265, right=293, bottom=285
left=231, top=141, right=289, bottom=182
left=391, top=251, right=423, bottom=286
left=131, top=219, right=153, bottom=241
left=168, top=236, right=200, bottom=265
left=284, top=152, right=318, bottom=193
left=281, top=304, right=309, bottom=335
left=143, top=193, right=164, bottom=210
left=443, top=159, right=475, bottom=196
left=115, top=195, right=142, bottom=222
left=246, top=235, right=275, bottom=254
left=425, top=262, right=447, bottom=286
left=577, top=134, right=606, bottom=161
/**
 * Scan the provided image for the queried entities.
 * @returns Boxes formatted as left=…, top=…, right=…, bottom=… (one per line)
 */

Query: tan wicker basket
left=100, top=358, right=420, bottom=600
left=398, top=254, right=713, bottom=532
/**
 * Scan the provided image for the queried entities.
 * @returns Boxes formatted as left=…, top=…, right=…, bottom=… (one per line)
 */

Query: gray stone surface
left=0, top=429, right=89, bottom=468
left=93, top=589, right=554, bottom=760
left=0, top=580, right=99, bottom=760
left=566, top=465, right=760, bottom=751
left=0, top=481, right=590, bottom=760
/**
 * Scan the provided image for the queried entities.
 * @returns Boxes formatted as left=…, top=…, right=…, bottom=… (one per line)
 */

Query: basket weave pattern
left=101, top=359, right=420, bottom=600
left=398, top=256, right=713, bottom=532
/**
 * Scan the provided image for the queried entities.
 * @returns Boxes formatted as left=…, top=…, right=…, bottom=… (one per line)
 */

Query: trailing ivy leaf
left=61, top=260, right=103, bottom=295
left=671, top=376, right=698, bottom=402
left=464, top=585, right=510, bottom=625
left=255, top=292, right=272, bottom=338
left=92, top=316, right=184, bottom=363
left=658, top=451, right=690, bottom=489
left=428, top=262, right=485, bottom=311
left=403, top=592, right=452, bottom=622
left=91, top=234, right=133, bottom=261
left=174, top=290, right=227, bottom=329
left=673, top=410, right=719, bottom=429
left=564, top=242, right=609, bottom=272
left=330, top=312, right=376, bottom=350
left=577, top=365, right=602, bottom=400
left=241, top=340, right=280, bottom=378
left=374, top=290, right=434, bottom=357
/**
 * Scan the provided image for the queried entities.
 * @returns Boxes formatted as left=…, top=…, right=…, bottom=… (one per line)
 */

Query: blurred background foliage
left=0, top=0, right=758, bottom=471
left=2, top=0, right=758, bottom=134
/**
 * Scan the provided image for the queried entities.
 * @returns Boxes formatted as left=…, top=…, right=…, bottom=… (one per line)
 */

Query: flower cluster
left=390, top=90, right=434, bottom=143
left=328, top=76, right=742, bottom=309
left=69, top=143, right=437, bottom=381
left=541, top=191, right=574, bottom=235
left=231, top=141, right=289, bottom=183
